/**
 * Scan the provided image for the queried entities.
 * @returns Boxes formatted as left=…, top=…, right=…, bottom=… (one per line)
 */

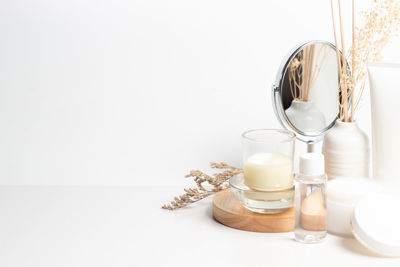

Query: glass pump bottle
left=294, top=153, right=327, bottom=243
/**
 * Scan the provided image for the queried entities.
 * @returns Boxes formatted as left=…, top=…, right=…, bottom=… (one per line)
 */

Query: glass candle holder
left=231, top=129, right=295, bottom=214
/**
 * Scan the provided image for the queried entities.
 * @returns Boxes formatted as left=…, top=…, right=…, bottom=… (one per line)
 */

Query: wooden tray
left=212, top=189, right=294, bottom=233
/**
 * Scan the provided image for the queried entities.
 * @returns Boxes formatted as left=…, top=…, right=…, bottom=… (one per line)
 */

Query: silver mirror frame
left=272, top=40, right=339, bottom=145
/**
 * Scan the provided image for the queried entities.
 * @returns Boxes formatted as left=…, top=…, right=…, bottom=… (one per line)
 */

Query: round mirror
left=272, top=41, right=341, bottom=144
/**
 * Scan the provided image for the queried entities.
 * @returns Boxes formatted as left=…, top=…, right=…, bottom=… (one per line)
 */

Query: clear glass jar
left=239, top=129, right=295, bottom=213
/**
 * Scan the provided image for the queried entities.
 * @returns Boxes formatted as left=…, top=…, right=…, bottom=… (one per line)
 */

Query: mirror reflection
left=281, top=42, right=340, bottom=133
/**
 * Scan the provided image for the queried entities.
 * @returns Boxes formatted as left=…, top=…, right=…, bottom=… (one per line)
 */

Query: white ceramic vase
left=285, top=100, right=326, bottom=132
left=322, top=120, right=370, bottom=179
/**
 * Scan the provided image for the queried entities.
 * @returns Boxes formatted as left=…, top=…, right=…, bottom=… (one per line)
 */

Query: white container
left=367, top=63, right=400, bottom=188
left=322, top=120, right=369, bottom=179
left=327, top=178, right=382, bottom=236
left=352, top=194, right=400, bottom=257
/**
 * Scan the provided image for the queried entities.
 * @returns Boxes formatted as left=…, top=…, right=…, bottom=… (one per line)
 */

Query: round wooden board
left=212, top=189, right=294, bottom=233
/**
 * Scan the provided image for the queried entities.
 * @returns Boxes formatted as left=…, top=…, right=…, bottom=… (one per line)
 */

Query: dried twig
left=161, top=163, right=242, bottom=210
left=288, top=45, right=328, bottom=102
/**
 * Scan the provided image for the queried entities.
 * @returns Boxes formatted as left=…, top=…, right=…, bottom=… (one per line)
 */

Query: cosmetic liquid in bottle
left=295, top=153, right=327, bottom=243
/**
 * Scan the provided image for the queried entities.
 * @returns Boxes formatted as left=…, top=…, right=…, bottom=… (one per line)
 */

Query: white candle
left=243, top=153, right=293, bottom=191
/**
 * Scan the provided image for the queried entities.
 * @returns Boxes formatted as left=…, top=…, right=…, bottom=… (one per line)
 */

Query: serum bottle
left=295, top=153, right=327, bottom=243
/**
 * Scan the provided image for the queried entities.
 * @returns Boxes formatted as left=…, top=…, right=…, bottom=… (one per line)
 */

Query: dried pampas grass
left=331, top=0, right=400, bottom=122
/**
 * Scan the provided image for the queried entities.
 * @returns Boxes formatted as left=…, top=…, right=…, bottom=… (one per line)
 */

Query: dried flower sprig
left=162, top=162, right=242, bottom=210
left=350, top=0, right=400, bottom=117
left=331, top=0, right=400, bottom=122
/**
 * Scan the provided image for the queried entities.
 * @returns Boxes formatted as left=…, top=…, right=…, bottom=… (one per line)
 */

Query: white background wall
left=0, top=0, right=399, bottom=185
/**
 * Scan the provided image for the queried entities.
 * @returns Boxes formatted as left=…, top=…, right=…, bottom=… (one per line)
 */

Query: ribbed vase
left=285, top=100, right=326, bottom=132
left=322, top=120, right=370, bottom=179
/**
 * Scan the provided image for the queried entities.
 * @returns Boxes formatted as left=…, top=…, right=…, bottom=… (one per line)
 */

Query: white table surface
left=0, top=186, right=399, bottom=267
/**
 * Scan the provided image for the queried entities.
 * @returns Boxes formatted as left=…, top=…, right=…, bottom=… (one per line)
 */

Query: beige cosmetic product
left=301, top=189, right=326, bottom=231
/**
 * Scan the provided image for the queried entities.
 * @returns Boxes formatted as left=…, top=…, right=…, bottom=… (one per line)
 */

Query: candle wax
left=243, top=153, right=293, bottom=191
